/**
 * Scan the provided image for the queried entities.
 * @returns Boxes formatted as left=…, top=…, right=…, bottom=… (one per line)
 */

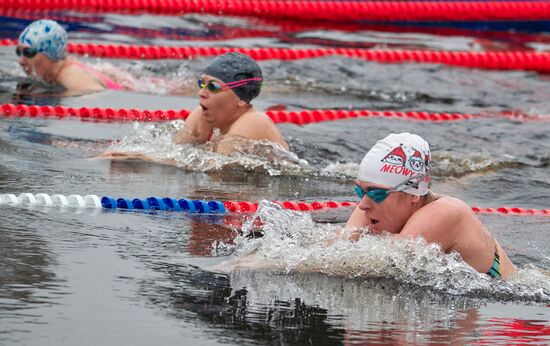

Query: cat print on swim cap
left=203, top=52, right=263, bottom=103
left=18, top=19, right=68, bottom=61
left=358, top=133, right=431, bottom=196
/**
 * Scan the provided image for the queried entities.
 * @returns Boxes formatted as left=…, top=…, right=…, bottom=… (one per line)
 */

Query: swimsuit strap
left=486, top=238, right=502, bottom=279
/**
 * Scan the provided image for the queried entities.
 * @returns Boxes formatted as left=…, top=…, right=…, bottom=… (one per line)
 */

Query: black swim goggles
left=354, top=174, right=427, bottom=204
left=197, top=77, right=262, bottom=93
left=16, top=47, right=38, bottom=59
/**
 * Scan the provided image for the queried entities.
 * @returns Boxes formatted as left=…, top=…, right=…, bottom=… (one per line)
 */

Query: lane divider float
left=6, top=8, right=550, bottom=48
left=2, top=40, right=550, bottom=73
left=0, top=193, right=356, bottom=213
left=1, top=193, right=102, bottom=208
left=1, top=193, right=548, bottom=216
left=1, top=103, right=547, bottom=124
left=2, top=0, right=550, bottom=22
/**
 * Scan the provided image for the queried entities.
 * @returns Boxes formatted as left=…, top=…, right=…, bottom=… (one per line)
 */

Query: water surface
left=1, top=12, right=550, bottom=345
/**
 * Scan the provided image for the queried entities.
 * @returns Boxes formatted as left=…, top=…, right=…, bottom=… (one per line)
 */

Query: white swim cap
left=358, top=133, right=431, bottom=196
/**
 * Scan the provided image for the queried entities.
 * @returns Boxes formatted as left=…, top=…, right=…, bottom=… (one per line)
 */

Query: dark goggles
left=16, top=47, right=38, bottom=59
left=354, top=174, right=427, bottom=204
left=197, top=77, right=262, bottom=93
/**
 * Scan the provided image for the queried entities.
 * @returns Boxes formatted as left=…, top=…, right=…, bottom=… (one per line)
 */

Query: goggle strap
left=223, top=77, right=263, bottom=87
left=390, top=173, right=428, bottom=192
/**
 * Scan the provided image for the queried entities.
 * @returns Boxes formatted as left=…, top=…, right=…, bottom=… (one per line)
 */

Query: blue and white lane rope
left=0, top=193, right=225, bottom=213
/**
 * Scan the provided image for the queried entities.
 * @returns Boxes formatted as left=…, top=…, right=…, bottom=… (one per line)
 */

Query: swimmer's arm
left=173, top=106, right=213, bottom=145
left=322, top=207, right=370, bottom=246
left=93, top=151, right=176, bottom=165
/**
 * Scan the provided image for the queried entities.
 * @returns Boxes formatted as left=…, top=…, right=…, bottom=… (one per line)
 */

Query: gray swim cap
left=203, top=52, right=262, bottom=103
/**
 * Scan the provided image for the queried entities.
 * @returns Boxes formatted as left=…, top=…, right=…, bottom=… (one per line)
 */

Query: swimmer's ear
left=237, top=99, right=248, bottom=108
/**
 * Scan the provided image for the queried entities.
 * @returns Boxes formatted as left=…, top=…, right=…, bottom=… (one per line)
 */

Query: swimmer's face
left=17, top=46, right=54, bottom=81
left=355, top=179, right=417, bottom=235
left=198, top=74, right=245, bottom=129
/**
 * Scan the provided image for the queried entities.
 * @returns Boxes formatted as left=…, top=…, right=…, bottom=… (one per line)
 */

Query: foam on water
left=106, top=122, right=532, bottom=180
left=107, top=121, right=310, bottom=176
left=89, top=60, right=195, bottom=95
left=229, top=201, right=550, bottom=303
left=432, top=150, right=523, bottom=177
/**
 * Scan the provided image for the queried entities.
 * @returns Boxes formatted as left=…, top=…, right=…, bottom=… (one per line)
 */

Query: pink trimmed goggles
left=197, top=77, right=262, bottom=93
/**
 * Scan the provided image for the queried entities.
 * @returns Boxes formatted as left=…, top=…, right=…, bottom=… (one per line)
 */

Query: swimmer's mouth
left=200, top=104, right=207, bottom=111
left=370, top=218, right=379, bottom=225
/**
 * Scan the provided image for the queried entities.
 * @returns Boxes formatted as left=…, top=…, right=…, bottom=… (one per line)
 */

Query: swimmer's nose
left=358, top=195, right=374, bottom=211
left=198, top=86, right=208, bottom=98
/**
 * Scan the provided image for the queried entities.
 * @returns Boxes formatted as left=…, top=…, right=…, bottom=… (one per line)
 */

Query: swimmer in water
left=16, top=19, right=124, bottom=95
left=172, top=52, right=288, bottom=153
left=100, top=52, right=288, bottom=161
left=345, top=132, right=516, bottom=279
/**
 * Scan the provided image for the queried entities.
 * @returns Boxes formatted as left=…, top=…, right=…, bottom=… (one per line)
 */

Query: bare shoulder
left=59, top=62, right=104, bottom=92
left=399, top=195, right=474, bottom=248
left=233, top=110, right=273, bottom=128
left=228, top=110, right=288, bottom=149
left=423, top=195, right=472, bottom=215
left=410, top=196, right=473, bottom=227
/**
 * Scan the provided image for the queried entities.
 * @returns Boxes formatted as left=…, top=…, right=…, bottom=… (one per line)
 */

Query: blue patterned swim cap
left=18, top=19, right=67, bottom=61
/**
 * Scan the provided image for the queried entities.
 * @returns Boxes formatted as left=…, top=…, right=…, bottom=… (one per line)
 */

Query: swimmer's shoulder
left=422, top=194, right=469, bottom=211
left=239, top=109, right=274, bottom=124
left=407, top=194, right=466, bottom=221
left=431, top=195, right=472, bottom=213
left=57, top=58, right=104, bottom=92
left=229, top=109, right=288, bottom=149
left=401, top=195, right=474, bottom=247
left=231, top=110, right=277, bottom=135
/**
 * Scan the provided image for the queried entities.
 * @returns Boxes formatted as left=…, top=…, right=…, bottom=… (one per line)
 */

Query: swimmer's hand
left=93, top=151, right=151, bottom=161
left=324, top=227, right=366, bottom=246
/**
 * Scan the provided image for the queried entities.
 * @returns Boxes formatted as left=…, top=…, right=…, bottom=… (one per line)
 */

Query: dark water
left=1, top=12, right=550, bottom=345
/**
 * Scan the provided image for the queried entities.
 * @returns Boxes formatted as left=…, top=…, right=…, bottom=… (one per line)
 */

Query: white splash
left=231, top=201, right=550, bottom=302
left=107, top=121, right=311, bottom=176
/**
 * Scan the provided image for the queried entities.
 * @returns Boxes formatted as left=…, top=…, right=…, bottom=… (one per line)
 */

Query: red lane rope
left=223, top=200, right=359, bottom=213
left=0, top=103, right=482, bottom=123
left=471, top=207, right=550, bottom=216
left=1, top=104, right=547, bottom=123
left=3, top=40, right=549, bottom=73
left=6, top=8, right=550, bottom=48
left=222, top=201, right=550, bottom=216
left=0, top=104, right=192, bottom=122
left=2, top=1, right=550, bottom=21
